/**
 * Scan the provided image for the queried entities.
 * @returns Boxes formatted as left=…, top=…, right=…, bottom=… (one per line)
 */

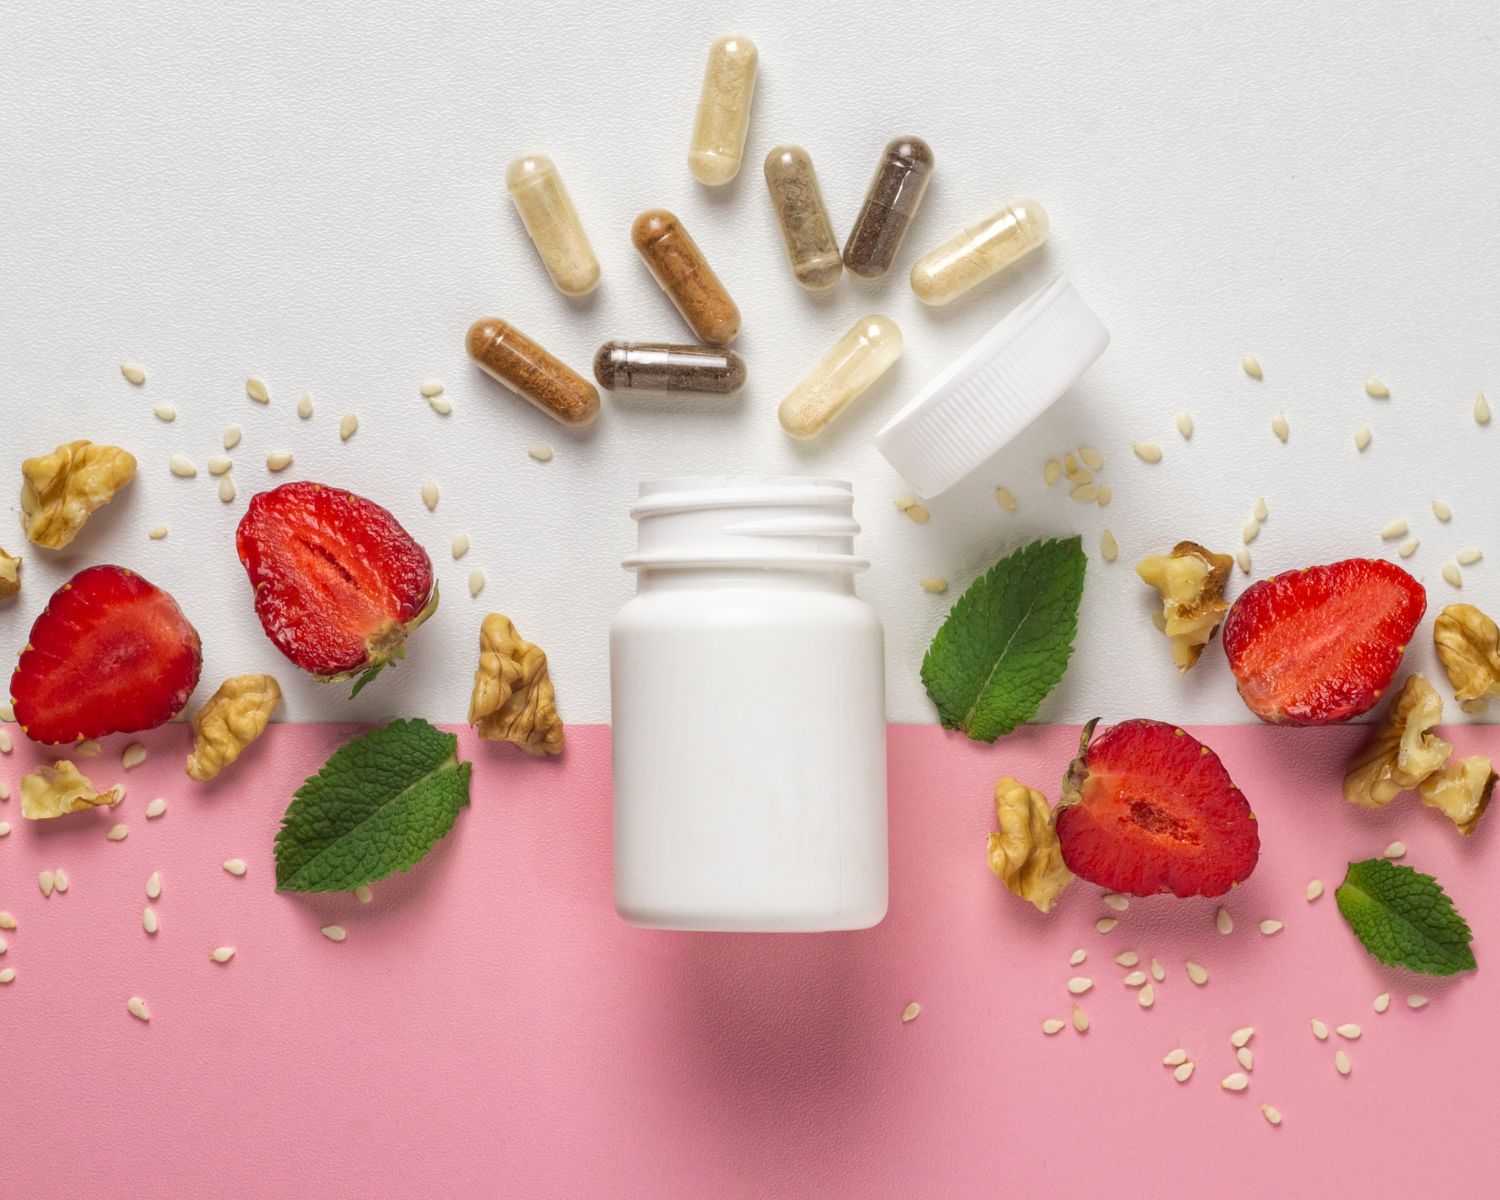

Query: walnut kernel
left=20, top=440, right=137, bottom=549
left=987, top=776, right=1073, bottom=913
left=186, top=674, right=282, bottom=781
left=1343, top=675, right=1452, bottom=809
left=20, top=760, right=125, bottom=820
left=1418, top=755, right=1496, bottom=836
left=468, top=613, right=564, bottom=756
left=1434, top=604, right=1500, bottom=706
left=1135, top=541, right=1234, bottom=671
left=0, top=544, right=19, bottom=599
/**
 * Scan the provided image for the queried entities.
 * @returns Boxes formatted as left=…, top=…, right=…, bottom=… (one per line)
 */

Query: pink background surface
left=1, top=720, right=1495, bottom=1198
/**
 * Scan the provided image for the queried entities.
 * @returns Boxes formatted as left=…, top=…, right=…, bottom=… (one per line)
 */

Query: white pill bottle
left=611, top=477, right=887, bottom=932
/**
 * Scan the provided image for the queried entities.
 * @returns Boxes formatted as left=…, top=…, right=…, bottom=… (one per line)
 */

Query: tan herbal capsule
left=763, top=145, right=842, bottom=291
left=506, top=155, right=600, bottom=297
left=631, top=210, right=740, bottom=346
left=593, top=342, right=746, bottom=395
left=843, top=137, right=934, bottom=279
left=688, top=34, right=758, bottom=186
left=466, top=318, right=600, bottom=427
left=910, top=198, right=1049, bottom=305
left=778, top=315, right=902, bottom=439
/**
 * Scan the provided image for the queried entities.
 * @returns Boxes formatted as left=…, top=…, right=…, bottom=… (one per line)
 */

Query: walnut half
left=987, top=776, right=1073, bottom=913
left=1343, top=675, right=1452, bottom=809
left=0, top=543, right=19, bottom=599
left=1434, top=604, right=1500, bottom=706
left=1136, top=541, right=1234, bottom=671
left=1419, top=756, right=1496, bottom=836
left=186, top=674, right=282, bottom=781
left=20, top=760, right=125, bottom=820
left=469, top=613, right=564, bottom=756
left=20, top=440, right=137, bottom=549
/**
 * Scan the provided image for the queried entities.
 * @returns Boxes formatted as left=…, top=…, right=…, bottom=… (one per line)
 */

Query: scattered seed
left=1442, top=562, right=1463, bottom=588
left=39, top=870, right=54, bottom=897
left=0, top=967, right=15, bottom=984
left=1354, top=425, right=1372, bottom=452
left=222, top=425, right=242, bottom=450
left=421, top=480, right=440, bottom=510
left=427, top=393, right=453, bottom=415
left=207, top=455, right=232, bottom=475
left=1261, top=1103, right=1282, bottom=1126
left=154, top=404, right=176, bottom=422
left=0, top=730, right=9, bottom=754
left=1407, top=993, right=1429, bottom=1009
left=448, top=534, right=471, bottom=563
left=297, top=393, right=313, bottom=419
left=148, top=524, right=169, bottom=540
left=1041, top=1018, right=1066, bottom=1035
left=218, top=475, right=236, bottom=503
left=53, top=869, right=68, bottom=893
left=121, top=362, right=147, bottom=385
left=142, top=907, right=158, bottom=934
left=1095, top=918, right=1118, bottom=934
left=0, top=934, right=5, bottom=951
left=1099, top=530, right=1118, bottom=563
left=1334, top=1050, right=1351, bottom=1076
left=894, top=496, right=930, bottom=523
left=1336, top=1023, right=1361, bottom=1040
left=1216, top=907, right=1233, bottom=935
left=1071, top=1004, right=1089, bottom=1033
left=1431, top=500, right=1452, bottom=523
left=1138, top=983, right=1155, bottom=1008
left=1074, top=447, right=1101, bottom=472
left=1364, top=378, right=1390, bottom=399
left=1259, top=919, right=1284, bottom=936
left=1242, top=355, right=1263, bottom=380
left=169, top=455, right=198, bottom=478
left=1253, top=497, right=1268, bottom=522
left=1163, top=1048, right=1188, bottom=1067
left=223, top=858, right=247, bottom=877
left=1043, top=459, right=1063, bottom=487
left=321, top=924, right=347, bottom=943
left=77, top=739, right=101, bottom=757
left=340, top=412, right=359, bottom=441
left=0, top=913, right=14, bottom=930
left=420, top=378, right=445, bottom=398
left=901, top=1001, right=921, bottom=1023
left=266, top=451, right=294, bottom=472
left=127, top=996, right=151, bottom=1022
left=1457, top=548, right=1483, bottom=566
left=1380, top=518, right=1408, bottom=540
left=1149, top=957, right=1164, bottom=982
left=1231, top=1028, right=1255, bottom=1050
left=1373, top=992, right=1390, bottom=1013
left=528, top=443, right=555, bottom=464
left=1096, top=484, right=1113, bottom=507
left=995, top=486, right=1018, bottom=511
left=1237, top=1047, right=1254, bottom=1071
left=1123, top=970, right=1148, bottom=987
left=1102, top=893, right=1129, bottom=912
left=121, top=742, right=148, bottom=770
left=1132, top=442, right=1163, bottom=464
left=211, top=946, right=236, bottom=963
left=1242, top=520, right=1260, bottom=544
left=1383, top=841, right=1406, bottom=859
left=1221, top=1072, right=1249, bottom=1092
left=354, top=884, right=373, bottom=904
left=468, top=569, right=486, bottom=597
left=1069, top=948, right=1087, bottom=966
left=920, top=577, right=949, bottom=594
left=1067, top=977, right=1093, bottom=995
left=1398, top=537, right=1419, bottom=559
left=1186, top=960, right=1209, bottom=985
left=1311, top=1018, right=1329, bottom=1040
left=1477, top=393, right=1492, bottom=425
left=0, top=822, right=8, bottom=837
left=146, top=871, right=162, bottom=900
left=246, top=377, right=270, bottom=403
left=1236, top=546, right=1252, bottom=575
left=1115, top=951, right=1139, bottom=967
left=107, top=824, right=129, bottom=842
left=0, top=700, right=11, bottom=721
left=1176, top=412, right=1194, bottom=439
left=1174, top=1061, right=1195, bottom=1083
left=1271, top=413, right=1289, bottom=443
left=1064, top=453, right=1079, bottom=475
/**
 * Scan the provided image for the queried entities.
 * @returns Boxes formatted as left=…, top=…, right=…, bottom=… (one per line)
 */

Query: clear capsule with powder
left=763, top=145, right=842, bottom=291
left=779, top=315, right=902, bottom=438
left=594, top=342, right=746, bottom=395
left=466, top=318, right=600, bottom=427
left=842, top=137, right=934, bottom=279
left=689, top=34, right=758, bottom=186
left=506, top=154, right=600, bottom=297
left=632, top=209, right=741, bottom=347
left=910, top=198, right=1049, bottom=306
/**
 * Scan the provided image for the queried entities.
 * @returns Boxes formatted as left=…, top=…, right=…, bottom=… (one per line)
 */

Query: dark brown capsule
left=593, top=342, right=746, bottom=395
left=842, top=136, right=934, bottom=279
left=630, top=209, right=741, bottom=346
left=465, top=318, right=600, bottom=426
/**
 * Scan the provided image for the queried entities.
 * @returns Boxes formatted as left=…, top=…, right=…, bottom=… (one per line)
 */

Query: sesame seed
left=223, top=425, right=242, bottom=449
left=148, top=524, right=169, bottom=540
left=121, top=362, right=147, bottom=385
left=1173, top=1061, right=1195, bottom=1083
left=1138, top=983, right=1155, bottom=1008
left=1096, top=484, right=1113, bottom=507
left=38, top=870, right=54, bottom=897
left=1069, top=948, right=1087, bottom=966
left=1261, top=1104, right=1282, bottom=1126
left=146, top=798, right=166, bottom=819
left=449, top=533, right=471, bottom=560
left=207, top=455, right=232, bottom=475
left=1271, top=413, right=1289, bottom=443
left=1432, top=500, right=1452, bottom=522
left=354, top=884, right=373, bottom=904
left=1123, top=970, right=1148, bottom=987
left=169, top=455, right=198, bottom=478
left=1242, top=519, right=1260, bottom=544
left=1306, top=879, right=1324, bottom=901
left=1186, top=960, right=1209, bottom=985
left=995, top=486, right=1019, bottom=511
left=1311, top=1018, right=1329, bottom=1040
left=321, top=924, right=346, bottom=943
left=1407, top=994, right=1429, bottom=1009
left=1383, top=841, right=1406, bottom=859
left=1457, top=548, right=1483, bottom=566
left=142, top=907, right=158, bottom=934
left=0, top=730, right=9, bottom=753
left=0, top=968, right=15, bottom=984
left=1064, top=453, right=1079, bottom=475
left=1380, top=518, right=1408, bottom=540
left=1364, top=378, right=1390, bottom=399
left=420, top=379, right=444, bottom=397
left=0, top=913, right=14, bottom=930
left=1115, top=951, right=1140, bottom=967
left=0, top=822, right=8, bottom=837
left=1070, top=483, right=1099, bottom=502
left=266, top=451, right=294, bottom=472
left=1398, top=537, right=1420, bottom=559
left=1334, top=1050, right=1351, bottom=1076
left=218, top=475, right=236, bottom=503
left=0, top=701, right=11, bottom=720
left=297, top=393, right=313, bottom=419
left=1043, top=459, right=1063, bottom=487
left=340, top=412, right=359, bottom=441
left=1442, top=562, right=1463, bottom=588
left=1236, top=546, right=1252, bottom=575
left=106, top=824, right=129, bottom=842
left=211, top=946, right=236, bottom=963
left=146, top=871, right=162, bottom=899
left=1336, top=1023, right=1361, bottom=1039
left=246, top=378, right=270, bottom=403
left=1042, top=1018, right=1066, bottom=1035
left=127, top=996, right=151, bottom=1022
left=1374, top=993, right=1390, bottom=1013
left=528, top=444, right=554, bottom=463
left=1067, top=977, right=1093, bottom=995
left=1259, top=919, right=1284, bottom=936
left=1100, top=530, right=1118, bottom=563
left=1162, top=1049, right=1188, bottom=1066
left=421, top=481, right=440, bottom=510
left=1354, top=426, right=1372, bottom=452
left=1071, top=1004, right=1089, bottom=1032
left=1477, top=393, right=1492, bottom=425
left=901, top=1001, right=921, bottom=1023
left=1132, top=442, right=1163, bottom=463
left=223, top=859, right=247, bottom=877
left=920, top=578, right=949, bottom=594
left=900, top=501, right=930, bottom=523
left=1176, top=412, right=1194, bottom=439
left=154, top=404, right=176, bottom=422
left=1231, top=1027, right=1255, bottom=1048
left=1215, top=907, right=1233, bottom=935
left=121, top=743, right=147, bottom=770
left=468, top=569, right=486, bottom=597
left=1076, top=447, right=1102, bottom=471
left=1237, top=1047, right=1254, bottom=1071
left=1150, top=957, right=1164, bottom=982
left=0, top=935, right=6, bottom=952
left=1102, top=893, right=1129, bottom=912
left=1221, top=1072, right=1249, bottom=1092
left=1253, top=497, right=1268, bottom=522
left=1095, top=918, right=1118, bottom=934
left=1242, top=355, right=1263, bottom=380
left=428, top=394, right=454, bottom=415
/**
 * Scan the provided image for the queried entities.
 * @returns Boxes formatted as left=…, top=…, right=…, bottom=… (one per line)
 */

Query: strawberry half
left=10, top=564, right=202, bottom=744
left=1221, top=558, right=1426, bottom=725
left=1054, top=718, right=1259, bottom=898
left=236, top=482, right=436, bottom=692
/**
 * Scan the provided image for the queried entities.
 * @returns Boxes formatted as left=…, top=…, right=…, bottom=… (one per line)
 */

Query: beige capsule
left=506, top=155, right=600, bottom=297
left=466, top=318, right=600, bottom=427
left=632, top=210, right=740, bottom=346
left=688, top=34, right=758, bottom=186
left=910, top=198, right=1049, bottom=305
left=779, top=315, right=902, bottom=439
left=763, top=145, right=842, bottom=291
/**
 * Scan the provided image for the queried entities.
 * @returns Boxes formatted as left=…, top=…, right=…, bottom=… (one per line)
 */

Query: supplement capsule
left=505, top=154, right=600, bottom=297
left=688, top=34, right=758, bottom=186
left=778, top=315, right=902, bottom=439
left=910, top=198, right=1049, bottom=306
left=466, top=318, right=600, bottom=427
left=631, top=210, right=741, bottom=347
left=593, top=342, right=746, bottom=395
left=842, top=137, right=934, bottom=279
left=763, top=145, right=842, bottom=291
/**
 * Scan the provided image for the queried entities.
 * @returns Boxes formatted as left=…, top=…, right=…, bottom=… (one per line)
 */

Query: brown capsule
left=593, top=342, right=746, bottom=395
left=763, top=145, right=842, bottom=291
left=630, top=210, right=741, bottom=346
left=842, top=137, right=934, bottom=279
left=465, top=319, right=600, bottom=427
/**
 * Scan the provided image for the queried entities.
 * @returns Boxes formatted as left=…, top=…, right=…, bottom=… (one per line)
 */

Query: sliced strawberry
left=10, top=564, right=202, bottom=744
left=1055, top=718, right=1259, bottom=898
left=236, top=482, right=436, bottom=689
left=1222, top=558, right=1425, bottom=725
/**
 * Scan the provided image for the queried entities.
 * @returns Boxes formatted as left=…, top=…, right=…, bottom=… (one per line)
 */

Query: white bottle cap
left=874, top=276, right=1109, bottom=497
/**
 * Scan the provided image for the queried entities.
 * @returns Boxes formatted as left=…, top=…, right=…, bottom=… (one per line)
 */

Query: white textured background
left=2, top=0, right=1497, bottom=725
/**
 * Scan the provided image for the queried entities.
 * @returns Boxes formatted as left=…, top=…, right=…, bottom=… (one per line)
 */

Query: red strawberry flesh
left=236, top=482, right=435, bottom=679
left=1055, top=719, right=1259, bottom=898
left=1221, top=558, right=1425, bottom=725
left=10, top=564, right=202, bottom=744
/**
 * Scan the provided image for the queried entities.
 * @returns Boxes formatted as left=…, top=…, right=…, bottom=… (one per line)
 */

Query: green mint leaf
left=1335, top=857, right=1476, bottom=976
left=920, top=536, right=1086, bottom=742
left=275, top=718, right=472, bottom=893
